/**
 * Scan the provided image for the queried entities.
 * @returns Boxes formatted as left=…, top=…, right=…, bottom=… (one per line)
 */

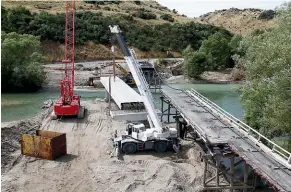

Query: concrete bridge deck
left=162, top=87, right=291, bottom=191
left=100, top=76, right=143, bottom=110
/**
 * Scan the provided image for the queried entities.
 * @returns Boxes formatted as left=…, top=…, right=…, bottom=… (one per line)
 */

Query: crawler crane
left=52, top=0, right=85, bottom=119
left=110, top=25, right=179, bottom=154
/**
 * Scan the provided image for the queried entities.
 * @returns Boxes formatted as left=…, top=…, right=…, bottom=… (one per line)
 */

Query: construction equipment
left=115, top=63, right=135, bottom=86
left=52, top=0, right=85, bottom=119
left=109, top=25, right=179, bottom=154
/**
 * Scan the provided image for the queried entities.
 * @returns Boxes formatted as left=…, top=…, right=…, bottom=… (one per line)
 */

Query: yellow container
left=21, top=130, right=67, bottom=160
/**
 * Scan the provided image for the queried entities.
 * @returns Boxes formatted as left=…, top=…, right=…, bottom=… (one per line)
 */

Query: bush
left=131, top=9, right=156, bottom=20
left=134, top=1, right=141, bottom=5
left=84, top=1, right=104, bottom=5
left=1, top=32, right=46, bottom=92
left=103, top=6, right=111, bottom=11
left=258, top=10, right=276, bottom=20
left=160, top=13, right=174, bottom=22
left=199, top=32, right=233, bottom=70
left=184, top=51, right=208, bottom=78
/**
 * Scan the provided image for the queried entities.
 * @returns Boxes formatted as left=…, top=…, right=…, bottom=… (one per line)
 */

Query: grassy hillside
left=2, top=1, right=232, bottom=62
left=197, top=8, right=276, bottom=35
left=2, top=0, right=197, bottom=24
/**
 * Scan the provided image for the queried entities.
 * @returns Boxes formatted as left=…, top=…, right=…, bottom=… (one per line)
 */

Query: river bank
left=43, top=59, right=242, bottom=87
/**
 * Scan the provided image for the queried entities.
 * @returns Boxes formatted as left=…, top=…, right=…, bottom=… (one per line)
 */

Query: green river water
left=1, top=84, right=243, bottom=122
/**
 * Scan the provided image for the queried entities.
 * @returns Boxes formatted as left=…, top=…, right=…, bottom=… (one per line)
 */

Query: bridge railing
left=186, top=88, right=291, bottom=168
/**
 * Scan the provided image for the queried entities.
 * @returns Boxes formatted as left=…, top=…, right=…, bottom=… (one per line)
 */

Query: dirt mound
left=1, top=107, right=52, bottom=174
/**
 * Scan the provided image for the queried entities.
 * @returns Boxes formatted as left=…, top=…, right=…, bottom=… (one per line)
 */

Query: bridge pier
left=202, top=154, right=253, bottom=191
left=160, top=96, right=179, bottom=123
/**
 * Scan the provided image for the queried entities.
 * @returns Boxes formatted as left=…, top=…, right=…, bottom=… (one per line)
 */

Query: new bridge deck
left=162, top=87, right=291, bottom=191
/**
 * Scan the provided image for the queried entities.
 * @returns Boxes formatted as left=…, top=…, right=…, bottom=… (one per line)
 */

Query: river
left=1, top=84, right=243, bottom=122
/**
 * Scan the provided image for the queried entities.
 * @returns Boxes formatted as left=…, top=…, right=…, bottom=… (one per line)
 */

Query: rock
left=42, top=99, right=53, bottom=109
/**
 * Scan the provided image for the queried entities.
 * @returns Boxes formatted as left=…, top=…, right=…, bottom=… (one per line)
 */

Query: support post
left=230, top=157, right=234, bottom=192
left=216, top=156, right=220, bottom=191
left=160, top=96, right=164, bottom=122
left=154, top=73, right=157, bottom=93
left=109, top=76, right=112, bottom=110
left=203, top=160, right=207, bottom=187
left=175, top=117, right=180, bottom=138
left=111, top=46, right=116, bottom=81
left=243, top=162, right=249, bottom=192
left=167, top=102, right=170, bottom=123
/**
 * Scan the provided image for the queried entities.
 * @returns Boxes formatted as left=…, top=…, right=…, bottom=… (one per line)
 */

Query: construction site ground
left=1, top=100, right=207, bottom=192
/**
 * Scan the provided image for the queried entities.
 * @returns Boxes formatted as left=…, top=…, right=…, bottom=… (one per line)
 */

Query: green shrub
left=131, top=9, right=156, bottom=20
left=184, top=51, right=208, bottom=78
left=1, top=32, right=46, bottom=92
left=160, top=13, right=174, bottom=22
left=104, top=6, right=111, bottom=11
left=258, top=10, right=276, bottom=20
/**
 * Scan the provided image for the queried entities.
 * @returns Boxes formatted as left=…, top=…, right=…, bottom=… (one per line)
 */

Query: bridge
left=161, top=87, right=291, bottom=191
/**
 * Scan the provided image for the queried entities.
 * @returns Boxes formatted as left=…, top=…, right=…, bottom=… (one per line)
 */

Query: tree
left=229, top=35, right=243, bottom=55
left=238, top=3, right=291, bottom=137
left=2, top=32, right=46, bottom=92
left=199, top=32, right=233, bottom=70
left=6, top=6, right=33, bottom=34
left=183, top=46, right=208, bottom=78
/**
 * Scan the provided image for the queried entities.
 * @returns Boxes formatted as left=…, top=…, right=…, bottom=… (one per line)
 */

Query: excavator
left=115, top=63, right=135, bottom=86
left=110, top=25, right=179, bottom=155
left=88, top=63, right=135, bottom=87
left=52, top=0, right=85, bottom=119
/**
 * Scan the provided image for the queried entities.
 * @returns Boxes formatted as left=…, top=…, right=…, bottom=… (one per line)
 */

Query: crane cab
left=125, top=123, right=145, bottom=139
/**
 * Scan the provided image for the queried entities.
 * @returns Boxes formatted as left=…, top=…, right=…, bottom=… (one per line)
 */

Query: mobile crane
left=110, top=25, right=179, bottom=154
left=52, top=0, right=85, bottom=119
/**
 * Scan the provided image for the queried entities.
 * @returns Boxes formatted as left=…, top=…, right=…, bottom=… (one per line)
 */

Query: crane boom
left=109, top=25, right=163, bottom=132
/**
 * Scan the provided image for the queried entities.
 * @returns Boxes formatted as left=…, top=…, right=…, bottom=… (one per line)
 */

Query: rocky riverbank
left=44, top=59, right=242, bottom=88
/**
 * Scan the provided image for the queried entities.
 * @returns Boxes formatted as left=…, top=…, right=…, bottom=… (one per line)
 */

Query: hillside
left=2, top=0, right=196, bottom=24
left=2, top=1, right=231, bottom=62
left=197, top=8, right=276, bottom=35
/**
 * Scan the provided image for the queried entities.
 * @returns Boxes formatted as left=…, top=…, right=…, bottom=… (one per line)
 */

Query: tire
left=154, top=141, right=168, bottom=153
left=51, top=111, right=57, bottom=120
left=77, top=107, right=85, bottom=119
left=122, top=142, right=137, bottom=154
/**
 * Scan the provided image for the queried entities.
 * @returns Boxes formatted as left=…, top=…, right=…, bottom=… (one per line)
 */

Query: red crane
left=52, top=0, right=85, bottom=119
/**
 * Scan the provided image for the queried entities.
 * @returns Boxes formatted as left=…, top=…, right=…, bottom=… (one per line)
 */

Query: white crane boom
left=109, top=25, right=163, bottom=132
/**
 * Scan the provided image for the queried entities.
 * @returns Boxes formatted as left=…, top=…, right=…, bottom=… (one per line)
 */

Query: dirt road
left=2, top=100, right=206, bottom=192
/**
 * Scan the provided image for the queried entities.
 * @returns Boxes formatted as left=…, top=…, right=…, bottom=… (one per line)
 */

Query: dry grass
left=197, top=9, right=276, bottom=35
left=2, top=0, right=197, bottom=24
